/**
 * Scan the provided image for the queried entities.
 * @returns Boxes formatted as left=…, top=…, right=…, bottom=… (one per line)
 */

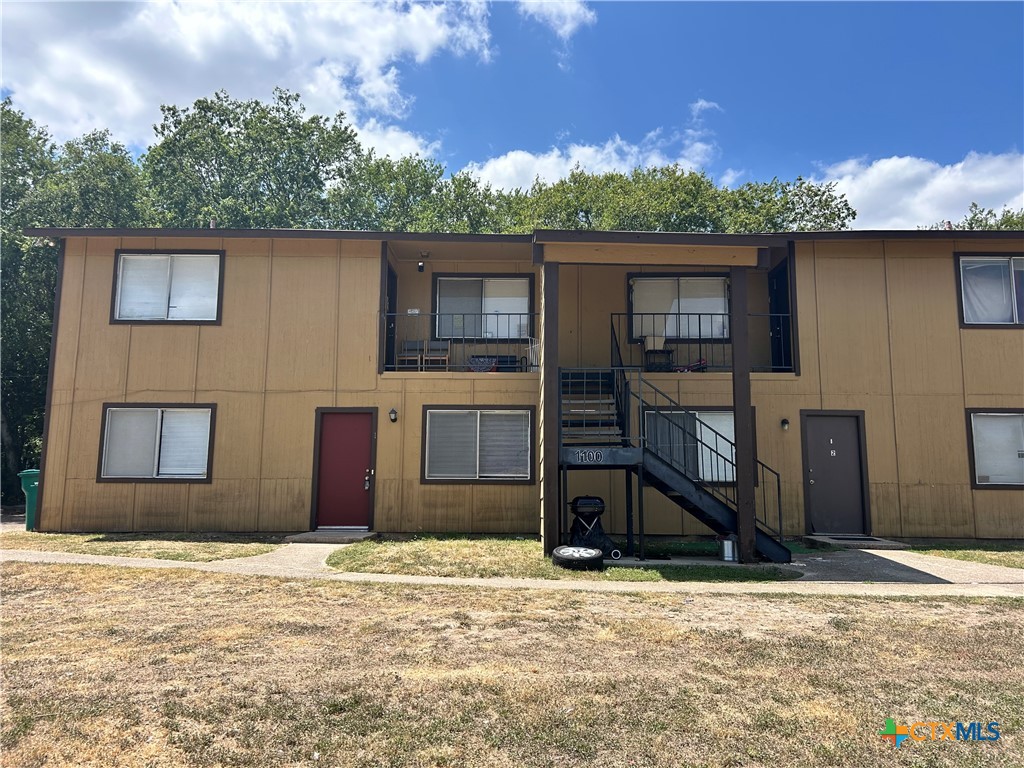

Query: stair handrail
left=627, top=372, right=784, bottom=543
left=609, top=321, right=637, bottom=439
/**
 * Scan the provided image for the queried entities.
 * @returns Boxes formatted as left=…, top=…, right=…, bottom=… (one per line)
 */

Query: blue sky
left=3, top=1, right=1022, bottom=228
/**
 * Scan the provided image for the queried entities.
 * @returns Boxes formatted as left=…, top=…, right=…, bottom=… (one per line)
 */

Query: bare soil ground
left=1, top=562, right=1021, bottom=768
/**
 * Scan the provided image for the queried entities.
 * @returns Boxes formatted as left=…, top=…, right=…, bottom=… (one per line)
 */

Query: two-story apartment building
left=26, top=227, right=1024, bottom=561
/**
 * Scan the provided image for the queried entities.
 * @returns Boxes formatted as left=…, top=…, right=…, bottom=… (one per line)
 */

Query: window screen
left=425, top=409, right=531, bottom=480
left=101, top=406, right=212, bottom=479
left=960, top=256, right=1024, bottom=325
left=631, top=277, right=730, bottom=340
left=971, top=413, right=1024, bottom=485
left=116, top=253, right=221, bottom=321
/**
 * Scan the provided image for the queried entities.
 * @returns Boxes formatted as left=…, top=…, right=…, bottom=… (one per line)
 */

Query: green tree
left=516, top=166, right=854, bottom=233
left=1, top=112, right=151, bottom=503
left=1, top=100, right=55, bottom=502
left=144, top=88, right=359, bottom=228
left=935, top=202, right=1024, bottom=230
left=329, top=152, right=445, bottom=231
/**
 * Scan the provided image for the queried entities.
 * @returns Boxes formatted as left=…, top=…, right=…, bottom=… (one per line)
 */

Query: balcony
left=382, top=312, right=539, bottom=373
left=611, top=312, right=795, bottom=373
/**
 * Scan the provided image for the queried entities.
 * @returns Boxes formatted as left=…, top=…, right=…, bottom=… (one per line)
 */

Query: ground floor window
left=424, top=408, right=532, bottom=481
left=100, top=405, right=214, bottom=480
left=645, top=409, right=736, bottom=483
left=969, top=411, right=1024, bottom=487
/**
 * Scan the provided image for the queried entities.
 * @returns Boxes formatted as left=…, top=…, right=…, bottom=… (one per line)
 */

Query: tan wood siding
left=40, top=233, right=1023, bottom=538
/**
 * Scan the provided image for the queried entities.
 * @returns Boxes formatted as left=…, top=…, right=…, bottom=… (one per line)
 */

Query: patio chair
left=421, top=340, right=450, bottom=371
left=396, top=340, right=425, bottom=370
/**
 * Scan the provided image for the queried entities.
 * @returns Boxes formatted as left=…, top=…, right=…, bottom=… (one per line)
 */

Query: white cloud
left=465, top=98, right=723, bottom=189
left=719, top=168, right=744, bottom=188
left=689, top=99, right=722, bottom=121
left=516, top=0, right=596, bottom=40
left=815, top=152, right=1024, bottom=229
left=0, top=0, right=491, bottom=154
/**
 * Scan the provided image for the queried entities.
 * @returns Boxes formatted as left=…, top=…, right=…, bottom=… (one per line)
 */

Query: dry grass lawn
left=907, top=541, right=1024, bottom=570
left=327, top=537, right=800, bottom=582
left=0, top=531, right=284, bottom=562
left=1, top=562, right=1021, bottom=767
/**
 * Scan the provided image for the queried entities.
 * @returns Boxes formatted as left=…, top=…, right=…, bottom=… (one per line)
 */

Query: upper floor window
left=958, top=255, right=1024, bottom=326
left=435, top=276, right=532, bottom=340
left=114, top=251, right=223, bottom=322
left=630, top=276, right=730, bottom=341
left=100, top=405, right=214, bottom=481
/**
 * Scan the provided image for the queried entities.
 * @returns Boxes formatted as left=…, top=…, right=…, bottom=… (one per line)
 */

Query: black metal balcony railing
left=611, top=312, right=795, bottom=373
left=382, top=312, right=539, bottom=373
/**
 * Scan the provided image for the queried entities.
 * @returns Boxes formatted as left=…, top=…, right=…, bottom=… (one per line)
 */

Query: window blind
left=631, top=277, right=729, bottom=340
left=118, top=256, right=170, bottom=320
left=157, top=410, right=212, bottom=477
left=168, top=256, right=220, bottom=320
left=103, top=408, right=160, bottom=477
left=479, top=411, right=530, bottom=477
left=425, top=410, right=479, bottom=478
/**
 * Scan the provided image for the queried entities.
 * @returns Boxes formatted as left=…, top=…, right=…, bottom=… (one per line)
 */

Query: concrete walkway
left=2, top=543, right=1022, bottom=598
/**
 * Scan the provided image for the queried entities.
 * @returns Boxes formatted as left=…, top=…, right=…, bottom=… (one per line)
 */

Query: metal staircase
left=558, top=326, right=790, bottom=562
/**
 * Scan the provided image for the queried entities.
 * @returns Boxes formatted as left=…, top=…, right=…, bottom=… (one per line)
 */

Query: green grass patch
left=0, top=531, right=285, bottom=562
left=908, top=540, right=1024, bottom=569
left=326, top=536, right=799, bottom=582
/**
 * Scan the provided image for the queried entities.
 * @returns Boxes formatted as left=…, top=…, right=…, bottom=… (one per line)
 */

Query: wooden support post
left=637, top=464, right=646, bottom=561
left=624, top=469, right=635, bottom=557
left=730, top=265, right=757, bottom=562
left=540, top=258, right=560, bottom=555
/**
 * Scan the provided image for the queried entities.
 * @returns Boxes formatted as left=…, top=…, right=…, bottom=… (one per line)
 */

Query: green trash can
left=18, top=469, right=40, bottom=531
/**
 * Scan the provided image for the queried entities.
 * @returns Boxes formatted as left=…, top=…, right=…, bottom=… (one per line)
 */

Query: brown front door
left=313, top=410, right=375, bottom=528
left=801, top=411, right=868, bottom=534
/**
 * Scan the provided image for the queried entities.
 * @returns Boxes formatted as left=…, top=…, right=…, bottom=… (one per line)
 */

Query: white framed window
left=969, top=412, right=1024, bottom=487
left=435, top=276, right=532, bottom=339
left=424, top=408, right=532, bottom=481
left=959, top=255, right=1024, bottom=326
left=114, top=252, right=222, bottom=321
left=630, top=276, right=730, bottom=341
left=100, top=405, right=214, bottom=480
left=645, top=409, right=736, bottom=483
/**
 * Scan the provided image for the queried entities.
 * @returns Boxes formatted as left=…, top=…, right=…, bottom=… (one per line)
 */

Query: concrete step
left=285, top=530, right=379, bottom=544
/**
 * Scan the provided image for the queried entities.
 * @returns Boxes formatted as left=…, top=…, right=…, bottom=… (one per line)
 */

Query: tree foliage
left=143, top=89, right=358, bottom=228
left=933, top=202, right=1024, bottom=231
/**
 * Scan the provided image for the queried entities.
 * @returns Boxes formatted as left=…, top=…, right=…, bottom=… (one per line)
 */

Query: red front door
left=315, top=411, right=374, bottom=528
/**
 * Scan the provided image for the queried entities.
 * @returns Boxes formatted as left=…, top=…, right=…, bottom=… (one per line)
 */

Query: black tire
left=552, top=545, right=604, bottom=571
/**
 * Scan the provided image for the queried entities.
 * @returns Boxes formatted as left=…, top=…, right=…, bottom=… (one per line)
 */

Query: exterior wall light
left=417, top=261, right=425, bottom=272
left=780, top=418, right=790, bottom=431
left=389, top=408, right=398, bottom=423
